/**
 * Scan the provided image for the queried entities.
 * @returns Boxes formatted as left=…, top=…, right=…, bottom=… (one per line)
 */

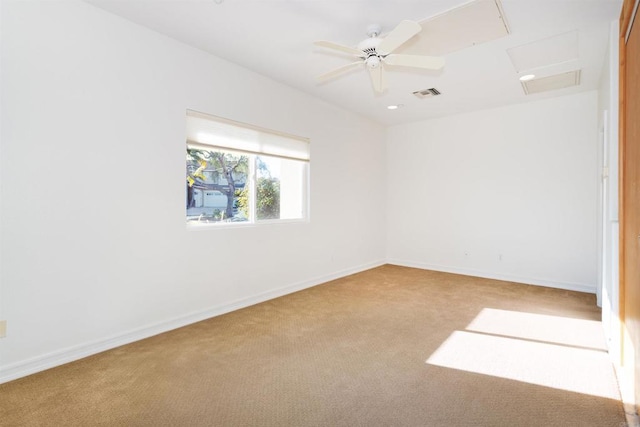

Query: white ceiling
left=85, top=0, right=622, bottom=126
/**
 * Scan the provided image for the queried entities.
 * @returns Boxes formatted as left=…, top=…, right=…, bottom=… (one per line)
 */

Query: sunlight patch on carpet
left=425, top=309, right=620, bottom=400
left=466, top=308, right=607, bottom=350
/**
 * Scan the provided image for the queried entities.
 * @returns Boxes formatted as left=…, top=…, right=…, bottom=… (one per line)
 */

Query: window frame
left=186, top=110, right=310, bottom=228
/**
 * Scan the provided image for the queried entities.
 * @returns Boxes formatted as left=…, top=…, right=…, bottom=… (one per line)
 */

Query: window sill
left=186, top=217, right=309, bottom=230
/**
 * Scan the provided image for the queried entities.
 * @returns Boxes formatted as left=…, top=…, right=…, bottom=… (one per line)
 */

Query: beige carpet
left=0, top=265, right=627, bottom=426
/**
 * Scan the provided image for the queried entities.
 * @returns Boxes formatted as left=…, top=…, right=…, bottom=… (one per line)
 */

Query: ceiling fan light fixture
left=387, top=104, right=404, bottom=110
left=366, top=56, right=381, bottom=69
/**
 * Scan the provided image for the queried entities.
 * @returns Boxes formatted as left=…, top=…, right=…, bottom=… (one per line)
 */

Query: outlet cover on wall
left=0, top=320, right=6, bottom=338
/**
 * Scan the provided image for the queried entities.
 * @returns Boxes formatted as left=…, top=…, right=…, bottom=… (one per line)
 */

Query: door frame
left=619, top=0, right=640, bottom=414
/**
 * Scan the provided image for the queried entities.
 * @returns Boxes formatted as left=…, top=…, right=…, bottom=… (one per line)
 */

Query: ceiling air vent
left=413, top=88, right=442, bottom=99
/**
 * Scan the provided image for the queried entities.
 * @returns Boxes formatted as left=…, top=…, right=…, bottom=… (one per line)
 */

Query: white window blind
left=186, top=110, right=310, bottom=161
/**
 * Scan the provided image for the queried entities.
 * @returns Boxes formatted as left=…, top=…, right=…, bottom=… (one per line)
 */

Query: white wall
left=0, top=1, right=386, bottom=382
left=386, top=92, right=599, bottom=292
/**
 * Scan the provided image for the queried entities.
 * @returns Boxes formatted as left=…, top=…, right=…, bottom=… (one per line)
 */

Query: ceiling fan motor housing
left=357, top=36, right=382, bottom=52
left=358, top=37, right=384, bottom=68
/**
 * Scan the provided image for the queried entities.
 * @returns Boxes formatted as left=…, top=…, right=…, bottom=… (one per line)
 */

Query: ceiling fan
left=314, top=20, right=445, bottom=94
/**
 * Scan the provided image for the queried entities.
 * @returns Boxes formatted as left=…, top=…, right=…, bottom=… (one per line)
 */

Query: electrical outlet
left=0, top=320, right=6, bottom=338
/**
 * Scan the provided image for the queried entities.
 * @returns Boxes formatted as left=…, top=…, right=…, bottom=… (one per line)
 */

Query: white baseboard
left=0, top=258, right=594, bottom=384
left=387, top=259, right=596, bottom=294
left=0, top=260, right=385, bottom=384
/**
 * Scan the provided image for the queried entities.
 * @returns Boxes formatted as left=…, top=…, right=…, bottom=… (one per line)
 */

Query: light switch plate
left=0, top=320, right=6, bottom=338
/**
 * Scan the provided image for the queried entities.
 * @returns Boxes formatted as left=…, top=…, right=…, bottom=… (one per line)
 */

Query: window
left=186, top=110, right=309, bottom=225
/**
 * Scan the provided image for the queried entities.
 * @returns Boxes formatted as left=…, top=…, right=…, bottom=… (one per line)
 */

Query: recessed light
left=387, top=104, right=404, bottom=110
left=519, top=74, right=536, bottom=81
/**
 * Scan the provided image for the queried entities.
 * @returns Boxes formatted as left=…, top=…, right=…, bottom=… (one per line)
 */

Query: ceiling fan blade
left=368, top=65, right=387, bottom=93
left=317, top=61, right=362, bottom=82
left=314, top=40, right=363, bottom=56
left=377, top=20, right=422, bottom=55
left=384, top=54, right=445, bottom=70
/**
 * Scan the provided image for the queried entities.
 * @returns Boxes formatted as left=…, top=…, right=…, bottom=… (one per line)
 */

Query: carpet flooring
left=0, top=265, right=627, bottom=426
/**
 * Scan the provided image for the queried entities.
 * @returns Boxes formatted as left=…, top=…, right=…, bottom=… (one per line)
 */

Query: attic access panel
left=507, top=31, right=579, bottom=72
left=521, top=70, right=581, bottom=95
left=394, top=0, right=510, bottom=56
